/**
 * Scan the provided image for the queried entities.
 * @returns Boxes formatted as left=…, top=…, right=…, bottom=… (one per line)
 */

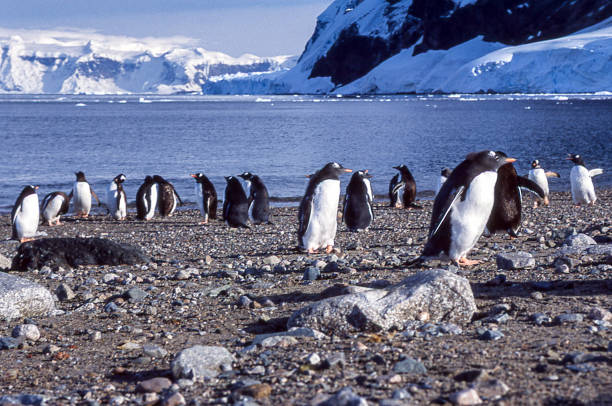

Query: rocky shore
left=0, top=189, right=610, bottom=405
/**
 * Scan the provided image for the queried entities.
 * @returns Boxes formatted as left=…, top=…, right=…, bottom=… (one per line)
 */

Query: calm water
left=1, top=94, right=611, bottom=214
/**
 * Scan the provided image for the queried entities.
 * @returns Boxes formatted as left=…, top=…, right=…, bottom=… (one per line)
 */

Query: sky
left=0, top=0, right=331, bottom=57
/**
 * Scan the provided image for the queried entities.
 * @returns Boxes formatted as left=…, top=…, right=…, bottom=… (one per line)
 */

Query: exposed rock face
left=0, top=272, right=56, bottom=321
left=288, top=269, right=476, bottom=337
left=11, top=238, right=150, bottom=271
left=307, top=0, right=612, bottom=86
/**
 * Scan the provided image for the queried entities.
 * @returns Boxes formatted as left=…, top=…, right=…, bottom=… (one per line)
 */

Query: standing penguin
left=528, top=160, right=559, bottom=207
left=153, top=175, right=183, bottom=217
left=136, top=176, right=157, bottom=220
left=422, top=151, right=515, bottom=266
left=486, top=152, right=546, bottom=237
left=69, top=171, right=100, bottom=218
left=41, top=191, right=70, bottom=226
left=298, top=162, right=352, bottom=253
left=567, top=154, right=603, bottom=206
left=223, top=176, right=250, bottom=228
left=107, top=174, right=127, bottom=220
left=435, top=168, right=452, bottom=197
left=389, top=165, right=417, bottom=208
left=343, top=170, right=374, bottom=232
left=191, top=173, right=218, bottom=224
left=11, top=185, right=40, bottom=242
left=238, top=172, right=271, bottom=225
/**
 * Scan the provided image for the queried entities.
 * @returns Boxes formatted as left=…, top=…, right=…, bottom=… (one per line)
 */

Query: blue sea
left=1, top=94, right=611, bottom=214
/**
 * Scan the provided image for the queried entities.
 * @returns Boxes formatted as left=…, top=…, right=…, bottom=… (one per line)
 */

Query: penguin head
left=567, top=153, right=584, bottom=166
left=531, top=160, right=541, bottom=169
left=75, top=171, right=86, bottom=182
left=238, top=172, right=254, bottom=181
left=356, top=170, right=373, bottom=179
left=113, top=174, right=126, bottom=184
left=225, top=176, right=235, bottom=183
left=191, top=173, right=205, bottom=182
left=152, top=175, right=165, bottom=183
left=470, top=150, right=516, bottom=171
left=326, top=162, right=352, bottom=175
left=144, top=175, right=153, bottom=184
left=25, top=185, right=39, bottom=193
left=441, top=167, right=452, bottom=177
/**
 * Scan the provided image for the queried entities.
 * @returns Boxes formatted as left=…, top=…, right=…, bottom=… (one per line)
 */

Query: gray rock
left=137, top=377, right=172, bottom=393
left=564, top=233, right=596, bottom=247
left=303, top=267, right=320, bottom=281
left=12, top=324, right=41, bottom=341
left=0, top=394, right=47, bottom=405
left=449, top=388, right=482, bottom=405
left=321, top=352, right=346, bottom=369
left=554, top=313, right=584, bottom=325
left=55, top=283, right=75, bottom=302
left=124, top=287, right=148, bottom=303
left=475, top=379, right=509, bottom=401
left=288, top=270, right=476, bottom=337
left=263, top=255, right=281, bottom=266
left=0, top=253, right=11, bottom=270
left=313, top=387, right=368, bottom=406
left=531, top=313, right=551, bottom=326
left=0, top=272, right=56, bottom=321
left=0, top=336, right=22, bottom=350
left=251, top=327, right=328, bottom=346
left=495, top=252, right=535, bottom=270
left=479, top=330, right=504, bottom=341
left=143, top=344, right=168, bottom=358
left=586, top=244, right=612, bottom=256
left=171, top=345, right=235, bottom=381
left=393, top=357, right=427, bottom=374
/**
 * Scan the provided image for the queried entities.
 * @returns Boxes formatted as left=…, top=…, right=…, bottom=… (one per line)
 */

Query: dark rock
left=55, top=283, right=75, bottom=302
left=12, top=238, right=150, bottom=271
left=0, top=336, right=23, bottom=350
left=0, top=394, right=46, bottom=405
left=479, top=329, right=504, bottom=341
left=566, top=364, right=596, bottom=373
left=303, top=267, right=321, bottom=281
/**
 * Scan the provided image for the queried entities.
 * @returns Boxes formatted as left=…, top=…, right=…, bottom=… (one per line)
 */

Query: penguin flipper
left=545, top=171, right=560, bottom=178
left=298, top=194, right=313, bottom=237
left=209, top=196, right=218, bottom=220
left=589, top=168, right=604, bottom=177
left=391, top=181, right=406, bottom=196
left=91, top=188, right=101, bottom=206
left=175, top=189, right=184, bottom=206
left=429, top=185, right=464, bottom=239
left=517, top=176, right=545, bottom=199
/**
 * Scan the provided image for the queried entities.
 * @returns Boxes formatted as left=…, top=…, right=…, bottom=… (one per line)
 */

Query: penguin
left=238, top=172, right=271, bottom=225
left=69, top=171, right=100, bottom=218
left=389, top=165, right=417, bottom=208
left=191, top=172, right=218, bottom=224
left=298, top=162, right=352, bottom=253
left=567, top=154, right=603, bottom=206
left=435, top=168, right=452, bottom=197
left=486, top=152, right=546, bottom=238
left=107, top=174, right=127, bottom=220
left=343, top=170, right=374, bottom=232
left=40, top=191, right=70, bottom=226
left=136, top=176, right=158, bottom=220
left=153, top=175, right=183, bottom=217
left=422, top=150, right=516, bottom=266
left=11, top=185, right=40, bottom=242
left=222, top=176, right=250, bottom=228
left=528, top=160, right=559, bottom=207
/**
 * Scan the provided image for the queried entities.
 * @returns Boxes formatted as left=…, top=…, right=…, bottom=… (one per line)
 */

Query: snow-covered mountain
left=0, top=28, right=294, bottom=94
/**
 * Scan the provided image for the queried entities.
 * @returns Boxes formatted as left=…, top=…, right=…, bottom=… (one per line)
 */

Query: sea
left=1, top=94, right=611, bottom=214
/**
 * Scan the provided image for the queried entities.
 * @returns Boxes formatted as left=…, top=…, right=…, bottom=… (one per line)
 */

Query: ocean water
left=1, top=94, right=611, bottom=214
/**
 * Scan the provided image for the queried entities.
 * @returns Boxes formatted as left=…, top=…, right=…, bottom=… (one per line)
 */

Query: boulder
left=0, top=272, right=56, bottom=321
left=288, top=269, right=476, bottom=337
left=11, top=238, right=150, bottom=271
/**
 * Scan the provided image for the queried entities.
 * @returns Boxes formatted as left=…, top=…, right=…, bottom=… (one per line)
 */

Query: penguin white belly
left=435, top=176, right=447, bottom=196
left=170, top=192, right=178, bottom=215
left=118, top=192, right=127, bottom=219
left=74, top=182, right=92, bottom=215
left=107, top=183, right=119, bottom=217
left=43, top=195, right=64, bottom=223
left=195, top=183, right=205, bottom=217
left=570, top=166, right=596, bottom=204
left=449, top=172, right=497, bottom=260
left=248, top=199, right=255, bottom=223
left=528, top=169, right=549, bottom=197
left=145, top=184, right=158, bottom=220
left=15, top=194, right=39, bottom=238
left=364, top=178, right=374, bottom=222
left=303, top=180, right=340, bottom=250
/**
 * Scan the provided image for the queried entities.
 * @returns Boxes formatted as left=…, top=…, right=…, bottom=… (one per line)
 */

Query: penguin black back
left=192, top=173, right=218, bottom=220
left=136, top=176, right=154, bottom=220
left=238, top=172, right=271, bottom=224
left=154, top=175, right=182, bottom=217
left=390, top=165, right=416, bottom=208
left=223, top=176, right=250, bottom=228
left=343, top=170, right=374, bottom=231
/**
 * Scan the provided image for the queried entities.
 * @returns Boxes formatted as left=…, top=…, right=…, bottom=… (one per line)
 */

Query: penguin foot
left=19, top=237, right=35, bottom=243
left=543, top=197, right=550, bottom=206
left=325, top=245, right=333, bottom=254
left=457, top=257, right=480, bottom=266
left=199, top=221, right=208, bottom=225
left=307, top=248, right=318, bottom=254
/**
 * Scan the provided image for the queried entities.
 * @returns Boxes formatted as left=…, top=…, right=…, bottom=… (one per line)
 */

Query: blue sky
left=0, top=0, right=331, bottom=56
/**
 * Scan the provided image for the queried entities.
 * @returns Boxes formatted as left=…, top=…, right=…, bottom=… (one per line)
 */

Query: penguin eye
left=488, top=151, right=496, bottom=157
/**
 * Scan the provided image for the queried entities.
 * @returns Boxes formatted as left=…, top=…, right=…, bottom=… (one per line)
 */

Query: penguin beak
left=504, top=158, right=516, bottom=163
left=34, top=186, right=39, bottom=190
left=190, top=174, right=197, bottom=178
left=565, top=154, right=573, bottom=160
left=392, top=166, right=400, bottom=170
left=343, top=168, right=353, bottom=173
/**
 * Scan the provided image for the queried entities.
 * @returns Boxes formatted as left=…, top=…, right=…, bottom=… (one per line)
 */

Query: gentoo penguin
left=422, top=150, right=515, bottom=266
left=136, top=176, right=157, bottom=220
left=11, top=185, right=39, bottom=242
left=528, top=160, right=559, bottom=207
left=567, top=154, right=603, bottom=206
left=223, top=176, right=250, bottom=228
left=298, top=162, right=352, bottom=253
left=107, top=174, right=127, bottom=220
left=389, top=165, right=417, bottom=208
left=191, top=172, right=218, bottom=224
left=40, top=191, right=70, bottom=226
left=238, top=172, right=271, bottom=225
left=435, top=168, right=452, bottom=197
left=486, top=152, right=546, bottom=237
left=153, top=175, right=183, bottom=217
left=69, top=171, right=100, bottom=218
left=343, top=170, right=374, bottom=232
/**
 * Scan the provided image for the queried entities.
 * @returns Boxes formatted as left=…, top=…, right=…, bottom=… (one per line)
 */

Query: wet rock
left=11, top=324, right=40, bottom=342
left=0, top=272, right=56, bottom=321
left=137, top=377, right=172, bottom=393
left=288, top=270, right=476, bottom=337
left=11, top=237, right=150, bottom=271
left=495, top=252, right=535, bottom=270
left=171, top=345, right=235, bottom=381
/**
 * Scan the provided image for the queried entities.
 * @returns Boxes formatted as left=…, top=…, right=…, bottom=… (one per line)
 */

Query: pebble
left=0, top=336, right=21, bottom=350
left=496, top=251, right=535, bottom=270
left=303, top=267, right=320, bottom=281
left=137, top=377, right=172, bottom=393
left=124, top=287, right=148, bottom=303
left=479, top=329, right=504, bottom=341
left=263, top=255, right=281, bottom=266
left=393, top=357, right=427, bottom=374
left=238, top=295, right=252, bottom=308
left=449, top=388, right=482, bottom=405
left=161, top=392, right=185, bottom=406
left=553, top=313, right=584, bottom=325
left=55, top=283, right=76, bottom=301
left=531, top=313, right=551, bottom=326
left=11, top=324, right=41, bottom=342
left=530, top=291, right=544, bottom=300
left=306, top=353, right=321, bottom=366
left=143, top=344, right=168, bottom=358
left=237, top=383, right=272, bottom=400
left=588, top=306, right=612, bottom=322
left=475, top=379, right=509, bottom=400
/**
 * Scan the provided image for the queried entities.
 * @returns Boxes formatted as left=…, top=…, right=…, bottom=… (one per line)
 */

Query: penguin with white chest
left=41, top=191, right=70, bottom=226
left=238, top=172, right=271, bottom=225
left=191, top=173, right=218, bottom=224
left=343, top=170, right=374, bottom=232
left=107, top=174, right=127, bottom=220
left=422, top=151, right=515, bottom=266
left=153, top=175, right=182, bottom=217
left=389, top=165, right=417, bottom=208
left=528, top=160, right=559, bottom=207
left=136, top=176, right=158, bottom=220
left=298, top=162, right=352, bottom=253
left=567, top=154, right=603, bottom=206
left=11, top=185, right=40, bottom=242
left=435, top=168, right=452, bottom=197
left=69, top=171, right=100, bottom=218
left=223, top=176, right=250, bottom=228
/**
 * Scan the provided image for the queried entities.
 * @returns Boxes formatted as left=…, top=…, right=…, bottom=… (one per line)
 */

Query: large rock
left=287, top=269, right=476, bottom=337
left=11, top=238, right=150, bottom=271
left=171, top=345, right=235, bottom=381
left=0, top=272, right=56, bottom=321
left=0, top=254, right=11, bottom=270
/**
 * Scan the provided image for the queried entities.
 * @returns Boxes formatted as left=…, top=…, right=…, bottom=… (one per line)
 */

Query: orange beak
left=505, top=158, right=517, bottom=163
left=190, top=174, right=197, bottom=178
left=343, top=168, right=353, bottom=173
